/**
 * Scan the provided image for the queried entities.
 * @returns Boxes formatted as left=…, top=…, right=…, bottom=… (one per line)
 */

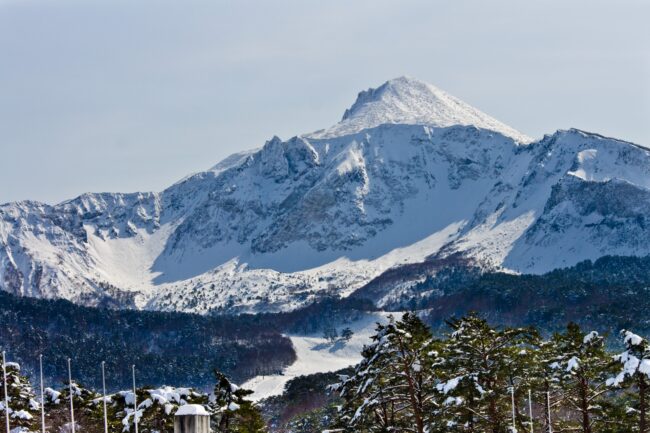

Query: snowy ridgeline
left=2, top=77, right=650, bottom=314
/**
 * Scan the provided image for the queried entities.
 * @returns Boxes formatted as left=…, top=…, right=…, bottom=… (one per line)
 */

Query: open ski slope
left=242, top=312, right=396, bottom=401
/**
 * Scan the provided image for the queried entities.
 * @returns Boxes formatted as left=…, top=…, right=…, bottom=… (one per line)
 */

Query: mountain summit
left=313, top=76, right=531, bottom=143
left=1, top=78, right=649, bottom=314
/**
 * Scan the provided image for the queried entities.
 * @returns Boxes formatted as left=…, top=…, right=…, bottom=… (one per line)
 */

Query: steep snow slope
left=444, top=129, right=650, bottom=273
left=1, top=77, right=649, bottom=313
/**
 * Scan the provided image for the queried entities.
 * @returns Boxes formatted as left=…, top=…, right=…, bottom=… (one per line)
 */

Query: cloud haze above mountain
left=1, top=0, right=648, bottom=204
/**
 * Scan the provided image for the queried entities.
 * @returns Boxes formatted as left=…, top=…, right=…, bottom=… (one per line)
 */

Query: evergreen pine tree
left=608, top=330, right=650, bottom=433
left=114, top=386, right=207, bottom=433
left=38, top=380, right=102, bottom=433
left=210, top=371, right=265, bottom=433
left=0, top=362, right=38, bottom=432
left=551, top=325, right=615, bottom=433
left=332, top=320, right=399, bottom=433
left=526, top=337, right=564, bottom=433
left=333, top=313, right=440, bottom=433
left=438, top=313, right=536, bottom=433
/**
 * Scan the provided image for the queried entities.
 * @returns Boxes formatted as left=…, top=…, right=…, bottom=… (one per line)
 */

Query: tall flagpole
left=546, top=391, right=552, bottom=433
left=528, top=389, right=534, bottom=433
left=510, top=386, right=516, bottom=432
left=40, top=355, right=46, bottom=433
left=67, top=358, right=75, bottom=433
left=102, top=362, right=108, bottom=433
left=132, top=365, right=138, bottom=433
left=2, top=351, right=10, bottom=433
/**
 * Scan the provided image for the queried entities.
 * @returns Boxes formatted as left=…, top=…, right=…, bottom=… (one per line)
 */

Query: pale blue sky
left=1, top=0, right=648, bottom=204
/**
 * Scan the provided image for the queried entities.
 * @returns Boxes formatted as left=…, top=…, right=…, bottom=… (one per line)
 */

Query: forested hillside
left=0, top=291, right=295, bottom=390
left=259, top=368, right=352, bottom=432
left=355, top=256, right=650, bottom=337
left=4, top=255, right=650, bottom=395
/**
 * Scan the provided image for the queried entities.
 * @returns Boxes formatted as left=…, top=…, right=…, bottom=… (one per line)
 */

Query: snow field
left=242, top=312, right=397, bottom=401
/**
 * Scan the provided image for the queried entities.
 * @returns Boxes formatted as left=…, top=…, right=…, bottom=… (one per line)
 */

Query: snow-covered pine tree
left=380, top=313, right=439, bottom=433
left=551, top=324, right=615, bottom=433
left=332, top=314, right=441, bottom=433
left=89, top=390, right=122, bottom=433
left=53, top=381, right=100, bottom=433
left=524, top=337, right=564, bottom=433
left=112, top=386, right=207, bottom=433
left=60, top=381, right=99, bottom=412
left=0, top=362, right=38, bottom=432
left=340, top=328, right=354, bottom=342
left=502, top=332, right=541, bottom=433
left=210, top=371, right=265, bottom=433
left=437, top=313, right=536, bottom=433
left=608, top=330, right=650, bottom=433
left=331, top=321, right=396, bottom=433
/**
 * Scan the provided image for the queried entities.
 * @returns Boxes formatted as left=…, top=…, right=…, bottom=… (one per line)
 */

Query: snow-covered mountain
left=2, top=76, right=649, bottom=313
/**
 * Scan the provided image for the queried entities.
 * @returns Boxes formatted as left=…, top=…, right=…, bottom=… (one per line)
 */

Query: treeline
left=419, top=258, right=650, bottom=338
left=7, top=254, right=650, bottom=398
left=0, top=363, right=265, bottom=433
left=0, top=290, right=295, bottom=390
left=0, top=287, right=377, bottom=391
left=330, top=313, right=650, bottom=433
left=355, top=256, right=650, bottom=337
left=257, top=296, right=375, bottom=335
left=260, top=368, right=352, bottom=432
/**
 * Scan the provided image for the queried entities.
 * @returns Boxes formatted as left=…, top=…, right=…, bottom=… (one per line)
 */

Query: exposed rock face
left=1, top=77, right=648, bottom=313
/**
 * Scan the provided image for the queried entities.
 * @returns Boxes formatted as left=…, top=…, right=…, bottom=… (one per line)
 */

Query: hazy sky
left=1, top=0, right=648, bottom=204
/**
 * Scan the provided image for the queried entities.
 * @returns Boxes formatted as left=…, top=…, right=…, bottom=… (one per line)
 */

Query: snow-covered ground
left=242, top=312, right=397, bottom=401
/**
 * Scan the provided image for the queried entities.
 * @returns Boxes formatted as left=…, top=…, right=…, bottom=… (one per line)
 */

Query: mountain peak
left=314, top=76, right=531, bottom=143
left=341, top=76, right=435, bottom=121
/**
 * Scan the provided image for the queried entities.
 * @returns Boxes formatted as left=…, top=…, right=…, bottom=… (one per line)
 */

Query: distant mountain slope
left=1, top=77, right=649, bottom=313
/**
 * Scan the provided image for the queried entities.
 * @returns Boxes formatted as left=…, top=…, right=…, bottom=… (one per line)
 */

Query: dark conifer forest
left=0, top=290, right=295, bottom=390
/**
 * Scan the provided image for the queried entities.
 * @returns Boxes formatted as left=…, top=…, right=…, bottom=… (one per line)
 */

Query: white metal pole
left=40, top=355, right=46, bottom=433
left=528, top=389, right=534, bottom=433
left=68, top=358, right=75, bottom=433
left=131, top=365, right=138, bottom=433
left=2, top=351, right=10, bottom=433
left=546, top=391, right=552, bottom=433
left=510, top=386, right=516, bottom=432
left=102, top=362, right=108, bottom=433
